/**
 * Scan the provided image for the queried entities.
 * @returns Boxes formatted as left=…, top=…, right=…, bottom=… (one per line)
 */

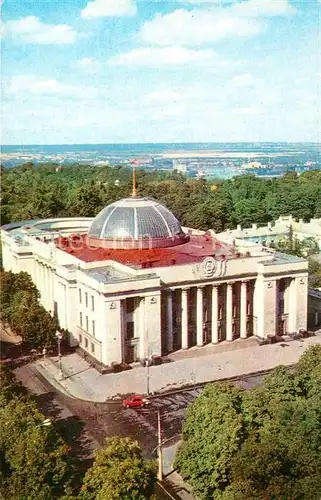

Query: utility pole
left=157, top=409, right=163, bottom=481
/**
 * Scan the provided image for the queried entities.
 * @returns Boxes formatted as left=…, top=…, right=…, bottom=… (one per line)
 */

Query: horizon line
left=1, top=141, right=320, bottom=147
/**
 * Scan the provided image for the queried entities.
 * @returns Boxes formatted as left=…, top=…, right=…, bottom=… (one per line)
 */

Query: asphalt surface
left=14, top=363, right=262, bottom=458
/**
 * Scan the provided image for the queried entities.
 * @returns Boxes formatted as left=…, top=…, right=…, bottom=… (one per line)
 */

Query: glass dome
left=87, top=197, right=188, bottom=249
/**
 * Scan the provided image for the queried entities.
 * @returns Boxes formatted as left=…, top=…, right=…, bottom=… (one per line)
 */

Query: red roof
left=55, top=233, right=239, bottom=268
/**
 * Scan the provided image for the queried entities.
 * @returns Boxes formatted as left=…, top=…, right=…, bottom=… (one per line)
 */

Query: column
left=226, top=283, right=233, bottom=341
left=211, top=285, right=218, bottom=344
left=240, top=281, right=248, bottom=339
left=196, top=287, right=204, bottom=346
left=167, top=291, right=173, bottom=353
left=181, top=289, right=189, bottom=349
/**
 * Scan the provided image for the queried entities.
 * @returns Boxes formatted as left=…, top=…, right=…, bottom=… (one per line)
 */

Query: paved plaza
left=36, top=333, right=321, bottom=402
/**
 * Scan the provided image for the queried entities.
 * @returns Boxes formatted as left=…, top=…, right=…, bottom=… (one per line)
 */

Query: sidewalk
left=35, top=332, right=321, bottom=402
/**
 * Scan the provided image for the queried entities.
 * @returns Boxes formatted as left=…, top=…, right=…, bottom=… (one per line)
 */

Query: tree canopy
left=80, top=436, right=157, bottom=500
left=1, top=163, right=321, bottom=232
left=174, top=345, right=321, bottom=500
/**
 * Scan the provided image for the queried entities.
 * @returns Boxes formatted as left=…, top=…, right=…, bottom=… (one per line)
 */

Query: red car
left=122, top=395, right=151, bottom=409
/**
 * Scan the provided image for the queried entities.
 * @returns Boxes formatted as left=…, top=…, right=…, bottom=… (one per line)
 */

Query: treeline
left=0, top=364, right=157, bottom=499
left=175, top=345, right=321, bottom=499
left=1, top=163, right=321, bottom=231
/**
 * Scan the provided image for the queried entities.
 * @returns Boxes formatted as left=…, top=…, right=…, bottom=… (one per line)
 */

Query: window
left=86, top=316, right=89, bottom=332
left=79, top=333, right=83, bottom=344
left=85, top=292, right=88, bottom=308
left=126, top=298, right=135, bottom=314
left=92, top=320, right=95, bottom=337
left=247, top=301, right=251, bottom=315
left=79, top=289, right=82, bottom=304
left=91, top=295, right=95, bottom=312
left=233, top=305, right=237, bottom=318
left=126, top=321, right=134, bottom=340
left=91, top=343, right=95, bottom=353
left=85, top=338, right=88, bottom=348
left=80, top=312, right=83, bottom=327
left=218, top=307, right=223, bottom=320
left=232, top=323, right=236, bottom=335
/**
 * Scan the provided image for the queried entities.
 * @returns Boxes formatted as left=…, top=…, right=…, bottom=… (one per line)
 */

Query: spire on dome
left=130, top=159, right=139, bottom=197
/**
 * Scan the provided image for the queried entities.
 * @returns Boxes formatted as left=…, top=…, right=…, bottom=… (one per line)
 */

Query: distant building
left=217, top=215, right=321, bottom=251
left=1, top=200, right=309, bottom=367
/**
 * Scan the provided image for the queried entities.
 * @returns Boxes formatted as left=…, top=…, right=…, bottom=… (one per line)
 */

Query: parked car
left=122, top=395, right=151, bottom=409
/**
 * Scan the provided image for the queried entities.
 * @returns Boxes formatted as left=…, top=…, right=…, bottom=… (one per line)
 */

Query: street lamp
left=55, top=331, right=63, bottom=380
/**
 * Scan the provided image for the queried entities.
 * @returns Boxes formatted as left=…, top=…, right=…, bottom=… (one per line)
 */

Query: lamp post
left=55, top=331, right=63, bottom=380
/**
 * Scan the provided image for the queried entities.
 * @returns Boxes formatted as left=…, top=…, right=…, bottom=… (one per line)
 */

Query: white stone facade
left=1, top=215, right=309, bottom=367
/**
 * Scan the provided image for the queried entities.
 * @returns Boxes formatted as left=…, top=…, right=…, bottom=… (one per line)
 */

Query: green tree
left=80, top=436, right=157, bottom=500
left=0, top=398, right=75, bottom=500
left=175, top=346, right=321, bottom=500
left=174, top=383, right=246, bottom=499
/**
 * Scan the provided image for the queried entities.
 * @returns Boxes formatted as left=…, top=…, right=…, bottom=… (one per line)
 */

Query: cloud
left=230, top=73, right=260, bottom=87
left=139, top=0, right=296, bottom=46
left=139, top=8, right=262, bottom=46
left=81, top=0, right=136, bottom=18
left=6, top=75, right=98, bottom=99
left=76, top=57, right=101, bottom=73
left=3, top=16, right=77, bottom=44
left=233, top=106, right=261, bottom=115
left=232, top=0, right=296, bottom=17
left=107, top=46, right=219, bottom=66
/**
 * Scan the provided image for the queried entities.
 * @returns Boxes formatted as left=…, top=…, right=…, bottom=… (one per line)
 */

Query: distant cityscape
left=1, top=142, right=320, bottom=179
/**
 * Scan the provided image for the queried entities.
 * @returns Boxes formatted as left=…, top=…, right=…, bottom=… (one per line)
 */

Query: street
left=14, top=363, right=262, bottom=461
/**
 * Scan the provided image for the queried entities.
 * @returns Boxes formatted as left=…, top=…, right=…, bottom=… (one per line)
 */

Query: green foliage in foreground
left=0, top=366, right=157, bottom=499
left=174, top=345, right=321, bottom=500
left=1, top=163, right=321, bottom=232
left=0, top=366, right=75, bottom=500
left=80, top=436, right=157, bottom=500
left=0, top=270, right=58, bottom=350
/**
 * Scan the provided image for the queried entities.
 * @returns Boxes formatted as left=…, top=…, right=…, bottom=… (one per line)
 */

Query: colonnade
left=165, top=281, right=252, bottom=352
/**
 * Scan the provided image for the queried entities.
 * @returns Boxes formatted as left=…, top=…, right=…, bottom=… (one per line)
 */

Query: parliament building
left=1, top=192, right=309, bottom=367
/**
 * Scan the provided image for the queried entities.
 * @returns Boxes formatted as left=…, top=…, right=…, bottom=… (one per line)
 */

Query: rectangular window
left=79, top=289, right=82, bottom=304
left=126, top=298, right=135, bottom=314
left=85, top=292, right=88, bottom=308
left=85, top=338, right=88, bottom=348
left=218, top=307, right=223, bottom=320
left=80, top=312, right=83, bottom=327
left=247, top=301, right=251, bottom=315
left=91, top=295, right=95, bottom=312
left=92, top=320, right=95, bottom=337
left=91, top=342, right=95, bottom=353
left=126, top=321, right=135, bottom=340
left=86, top=316, right=89, bottom=332
left=233, top=305, right=237, bottom=318
left=79, top=333, right=83, bottom=344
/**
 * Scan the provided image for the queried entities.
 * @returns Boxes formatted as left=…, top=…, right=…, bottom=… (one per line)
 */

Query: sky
left=1, top=0, right=321, bottom=144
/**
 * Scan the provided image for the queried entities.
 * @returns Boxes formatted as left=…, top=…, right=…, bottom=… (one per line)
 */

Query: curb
left=34, top=361, right=295, bottom=405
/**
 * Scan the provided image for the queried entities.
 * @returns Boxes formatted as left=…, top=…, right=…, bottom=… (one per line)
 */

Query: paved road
left=15, top=364, right=262, bottom=460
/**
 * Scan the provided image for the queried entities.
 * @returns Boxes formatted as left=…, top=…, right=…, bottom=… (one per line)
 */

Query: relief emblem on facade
left=192, top=256, right=227, bottom=279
